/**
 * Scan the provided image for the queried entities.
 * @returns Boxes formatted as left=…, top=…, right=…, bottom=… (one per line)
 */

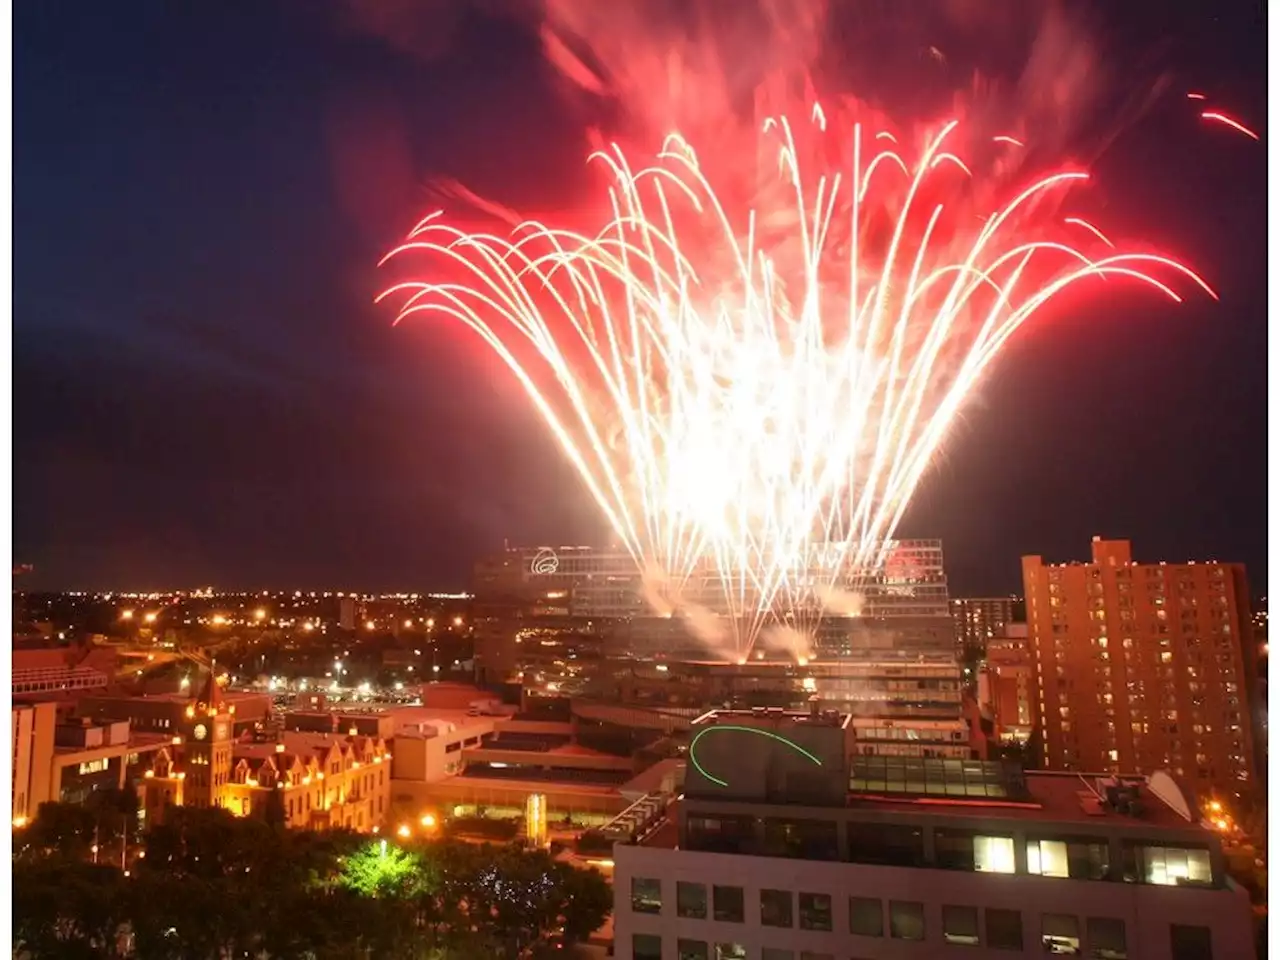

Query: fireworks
left=379, top=106, right=1213, bottom=657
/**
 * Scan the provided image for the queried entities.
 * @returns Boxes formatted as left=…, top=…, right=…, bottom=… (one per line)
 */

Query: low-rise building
left=613, top=709, right=1254, bottom=960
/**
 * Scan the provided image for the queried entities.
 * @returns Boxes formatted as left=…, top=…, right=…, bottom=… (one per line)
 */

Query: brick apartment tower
left=1022, top=537, right=1261, bottom=806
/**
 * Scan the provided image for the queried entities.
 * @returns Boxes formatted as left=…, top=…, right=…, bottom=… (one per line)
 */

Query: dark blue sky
left=14, top=1, right=1268, bottom=594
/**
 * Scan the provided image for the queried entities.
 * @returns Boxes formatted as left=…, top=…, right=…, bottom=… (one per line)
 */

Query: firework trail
left=378, top=99, right=1213, bottom=656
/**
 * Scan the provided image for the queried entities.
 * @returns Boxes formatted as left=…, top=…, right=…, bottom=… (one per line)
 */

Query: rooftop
left=691, top=707, right=849, bottom=729
left=640, top=767, right=1201, bottom=845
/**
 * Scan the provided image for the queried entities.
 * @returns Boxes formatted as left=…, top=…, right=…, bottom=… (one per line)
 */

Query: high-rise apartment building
left=950, top=596, right=1024, bottom=660
left=1022, top=538, right=1260, bottom=805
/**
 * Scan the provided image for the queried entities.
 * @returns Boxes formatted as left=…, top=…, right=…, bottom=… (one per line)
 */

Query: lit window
left=975, top=835, right=1017, bottom=873
left=1042, top=914, right=1081, bottom=955
left=1138, top=846, right=1213, bottom=886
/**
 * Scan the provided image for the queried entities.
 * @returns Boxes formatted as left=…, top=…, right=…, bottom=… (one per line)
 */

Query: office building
left=1022, top=538, right=1260, bottom=805
left=613, top=709, right=1253, bottom=960
left=11, top=700, right=169, bottom=825
left=474, top=540, right=954, bottom=681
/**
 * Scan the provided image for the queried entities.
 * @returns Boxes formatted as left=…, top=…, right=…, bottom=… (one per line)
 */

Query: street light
left=397, top=824, right=411, bottom=839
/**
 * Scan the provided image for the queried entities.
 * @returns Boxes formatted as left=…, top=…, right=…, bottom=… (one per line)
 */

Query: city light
left=396, top=824, right=411, bottom=839
left=143, top=612, right=157, bottom=624
left=420, top=814, right=436, bottom=829
left=120, top=610, right=134, bottom=621
left=255, top=608, right=267, bottom=620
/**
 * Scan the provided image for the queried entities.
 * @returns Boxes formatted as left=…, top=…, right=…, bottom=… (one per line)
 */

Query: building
left=613, top=709, right=1254, bottom=960
left=1022, top=538, right=1260, bottom=806
left=950, top=596, right=1024, bottom=661
left=11, top=645, right=116, bottom=696
left=79, top=685, right=273, bottom=738
left=977, top=625, right=1036, bottom=744
left=585, top=658, right=971, bottom=760
left=11, top=700, right=169, bottom=825
left=11, top=702, right=56, bottom=824
left=474, top=541, right=954, bottom=682
left=136, top=676, right=393, bottom=831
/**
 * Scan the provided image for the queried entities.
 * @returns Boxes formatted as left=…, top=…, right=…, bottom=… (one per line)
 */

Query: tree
left=264, top=783, right=288, bottom=830
left=338, top=838, right=433, bottom=899
left=16, top=802, right=99, bottom=862
left=554, top=862, right=612, bottom=944
left=13, top=860, right=129, bottom=959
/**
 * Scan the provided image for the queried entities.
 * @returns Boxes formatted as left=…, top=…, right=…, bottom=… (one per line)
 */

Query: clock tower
left=184, top=668, right=233, bottom=810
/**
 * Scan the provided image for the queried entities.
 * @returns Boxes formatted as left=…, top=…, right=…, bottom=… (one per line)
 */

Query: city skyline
left=13, top=2, right=1267, bottom=596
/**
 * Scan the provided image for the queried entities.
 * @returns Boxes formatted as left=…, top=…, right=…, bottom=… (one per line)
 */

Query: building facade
left=474, top=541, right=954, bottom=682
left=1022, top=538, right=1260, bottom=805
left=613, top=710, right=1253, bottom=960
left=11, top=700, right=169, bottom=825
left=951, top=596, right=1024, bottom=661
left=977, top=624, right=1036, bottom=744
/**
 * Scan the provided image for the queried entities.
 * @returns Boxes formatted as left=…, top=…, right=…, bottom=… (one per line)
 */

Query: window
left=986, top=909, right=1023, bottom=950
left=797, top=891, right=832, bottom=931
left=760, top=889, right=793, bottom=928
left=677, top=940, right=708, bottom=960
left=1169, top=925, right=1212, bottom=960
left=761, top=817, right=840, bottom=860
left=849, top=897, right=884, bottom=937
left=943, top=905, right=980, bottom=946
left=936, top=831, right=1015, bottom=872
left=633, top=934, right=662, bottom=960
left=847, top=822, right=925, bottom=866
left=676, top=881, right=706, bottom=919
left=714, top=945, right=745, bottom=960
left=712, top=885, right=744, bottom=923
left=631, top=877, right=661, bottom=914
left=1042, top=914, right=1081, bottom=956
left=975, top=834, right=1017, bottom=873
left=890, top=901, right=926, bottom=941
left=1135, top=845, right=1213, bottom=886
left=1027, top=838, right=1110, bottom=880
left=1088, top=918, right=1128, bottom=959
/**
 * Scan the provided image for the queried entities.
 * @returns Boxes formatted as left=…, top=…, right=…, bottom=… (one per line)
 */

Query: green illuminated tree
left=338, top=839, right=431, bottom=899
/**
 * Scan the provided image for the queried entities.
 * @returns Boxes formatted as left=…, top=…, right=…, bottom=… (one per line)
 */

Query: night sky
left=14, top=1, right=1268, bottom=594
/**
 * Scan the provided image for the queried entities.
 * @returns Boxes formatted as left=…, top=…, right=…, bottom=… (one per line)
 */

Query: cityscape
left=9, top=2, right=1268, bottom=960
